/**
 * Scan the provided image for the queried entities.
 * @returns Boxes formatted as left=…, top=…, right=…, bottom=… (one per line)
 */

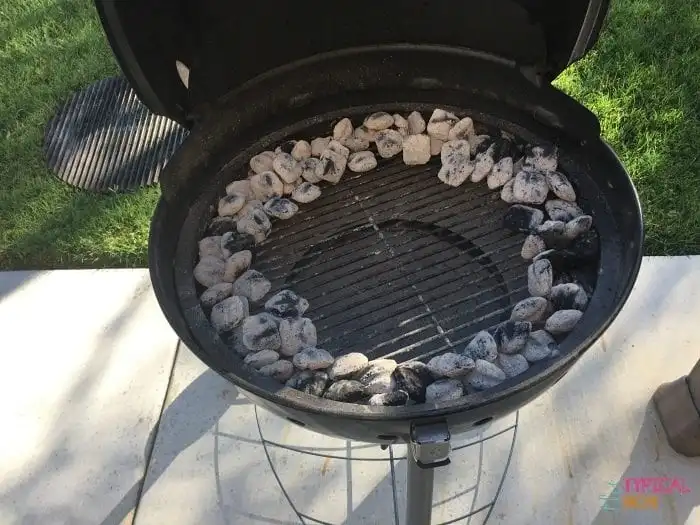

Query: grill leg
left=406, top=451, right=435, bottom=525
left=405, top=421, right=452, bottom=525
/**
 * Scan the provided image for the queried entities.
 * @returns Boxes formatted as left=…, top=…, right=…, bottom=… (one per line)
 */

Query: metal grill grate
left=43, top=76, right=188, bottom=192
left=254, top=157, right=529, bottom=364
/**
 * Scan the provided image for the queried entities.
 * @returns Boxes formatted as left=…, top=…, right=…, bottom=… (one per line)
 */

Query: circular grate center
left=253, top=158, right=529, bottom=363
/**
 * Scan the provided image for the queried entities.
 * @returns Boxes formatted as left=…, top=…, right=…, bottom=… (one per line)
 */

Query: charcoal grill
left=97, top=1, right=643, bottom=522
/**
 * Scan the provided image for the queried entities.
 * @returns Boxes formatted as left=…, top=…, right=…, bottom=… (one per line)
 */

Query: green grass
left=0, top=0, right=698, bottom=269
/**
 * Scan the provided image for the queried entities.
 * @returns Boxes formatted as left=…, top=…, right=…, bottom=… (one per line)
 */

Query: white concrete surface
left=0, top=270, right=178, bottom=525
left=2, top=258, right=700, bottom=525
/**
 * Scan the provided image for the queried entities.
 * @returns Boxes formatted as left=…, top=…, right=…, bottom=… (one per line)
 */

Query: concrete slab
left=0, top=270, right=178, bottom=525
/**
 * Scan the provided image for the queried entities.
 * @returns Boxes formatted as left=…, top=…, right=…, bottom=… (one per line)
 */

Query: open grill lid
left=95, top=0, right=609, bottom=128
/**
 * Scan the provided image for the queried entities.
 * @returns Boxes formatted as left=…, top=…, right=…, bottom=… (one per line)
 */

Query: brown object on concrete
left=653, top=373, right=700, bottom=457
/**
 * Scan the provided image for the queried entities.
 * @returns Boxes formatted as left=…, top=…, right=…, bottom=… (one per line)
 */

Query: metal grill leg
left=406, top=421, right=452, bottom=525
left=406, top=451, right=435, bottom=525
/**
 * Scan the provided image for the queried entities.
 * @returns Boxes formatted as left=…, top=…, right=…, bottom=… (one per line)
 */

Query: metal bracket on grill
left=409, top=421, right=451, bottom=468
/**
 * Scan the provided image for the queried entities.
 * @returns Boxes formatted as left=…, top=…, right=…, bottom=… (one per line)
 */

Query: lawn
left=0, top=0, right=698, bottom=269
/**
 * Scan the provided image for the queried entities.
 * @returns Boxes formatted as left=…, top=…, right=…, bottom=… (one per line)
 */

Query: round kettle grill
left=97, top=1, right=643, bottom=522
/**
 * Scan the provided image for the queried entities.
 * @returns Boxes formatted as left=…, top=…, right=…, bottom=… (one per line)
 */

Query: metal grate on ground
left=43, top=76, right=188, bottom=192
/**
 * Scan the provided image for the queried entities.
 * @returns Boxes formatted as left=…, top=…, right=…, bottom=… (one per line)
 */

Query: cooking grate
left=253, top=156, right=529, bottom=366
left=43, top=76, right=188, bottom=192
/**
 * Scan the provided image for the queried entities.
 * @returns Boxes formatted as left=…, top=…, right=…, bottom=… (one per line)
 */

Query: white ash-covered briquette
left=465, top=359, right=506, bottom=391
left=286, top=370, right=329, bottom=396
left=496, top=353, right=529, bottom=378
left=263, top=197, right=299, bottom=220
left=536, top=220, right=568, bottom=249
left=487, top=157, right=514, bottom=189
left=265, top=289, right=309, bottom=318
left=333, top=117, right=354, bottom=140
left=521, top=234, right=547, bottom=260
left=293, top=346, right=335, bottom=370
left=341, top=136, right=371, bottom=153
left=328, top=352, right=369, bottom=380
left=200, top=282, right=233, bottom=309
left=546, top=171, right=576, bottom=201
left=545, top=309, right=583, bottom=334
left=323, top=380, right=367, bottom=402
left=315, top=147, right=348, bottom=184
left=528, top=258, right=553, bottom=297
left=426, top=109, right=459, bottom=141
left=236, top=203, right=271, bottom=244
left=364, top=111, right=395, bottom=131
left=194, top=256, right=226, bottom=287
left=393, top=113, right=409, bottom=136
left=407, top=111, right=426, bottom=135
left=492, top=320, right=531, bottom=354
left=549, top=283, right=589, bottom=311
left=469, top=134, right=491, bottom=154
left=375, top=129, right=404, bottom=158
left=241, top=313, right=281, bottom=352
left=427, top=352, right=475, bottom=378
left=503, top=204, right=545, bottom=232
left=430, top=137, right=443, bottom=156
left=327, top=139, right=350, bottom=159
left=391, top=361, right=434, bottom=403
left=357, top=359, right=397, bottom=395
left=226, top=179, right=254, bottom=199
left=210, top=295, right=249, bottom=333
left=369, top=390, right=410, bottom=406
left=299, top=157, right=323, bottom=183
left=291, top=140, right=312, bottom=161
left=525, top=145, right=558, bottom=172
left=249, top=151, right=275, bottom=174
left=199, top=236, right=224, bottom=259
left=207, top=216, right=237, bottom=237
left=464, top=331, right=498, bottom=362
left=250, top=171, right=284, bottom=201
left=279, top=317, right=317, bottom=357
left=510, top=296, right=549, bottom=322
left=258, top=359, right=295, bottom=382
left=272, top=152, right=302, bottom=184
left=545, top=199, right=584, bottom=222
left=522, top=329, right=558, bottom=362
left=447, top=117, right=475, bottom=141
left=500, top=179, right=516, bottom=203
left=512, top=170, right=549, bottom=205
left=425, top=378, right=463, bottom=403
left=402, top=134, right=431, bottom=165
left=220, top=230, right=250, bottom=259
left=218, top=193, right=246, bottom=217
left=310, top=136, right=331, bottom=157
left=223, top=250, right=252, bottom=282
left=471, top=142, right=496, bottom=182
left=564, top=215, right=593, bottom=239
left=348, top=151, right=378, bottom=172
left=354, top=125, right=377, bottom=142
left=232, top=269, right=271, bottom=302
left=244, top=349, right=280, bottom=369
left=291, top=182, right=322, bottom=203
left=438, top=139, right=473, bottom=187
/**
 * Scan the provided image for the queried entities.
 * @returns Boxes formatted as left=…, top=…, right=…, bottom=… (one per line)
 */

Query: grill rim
left=148, top=46, right=644, bottom=428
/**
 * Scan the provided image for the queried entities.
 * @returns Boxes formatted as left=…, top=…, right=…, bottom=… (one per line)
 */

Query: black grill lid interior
left=95, top=0, right=609, bottom=127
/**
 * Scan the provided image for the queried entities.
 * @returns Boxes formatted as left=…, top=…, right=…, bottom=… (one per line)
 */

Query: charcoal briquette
left=402, top=134, right=431, bottom=165
left=323, top=380, right=367, bottom=402
left=522, top=329, right=558, bottom=362
left=241, top=313, right=281, bottom=352
left=528, top=259, right=553, bottom=297
left=279, top=317, right=317, bottom=356
left=244, top=349, right=280, bottom=369
left=425, top=379, right=464, bottom=402
left=250, top=151, right=275, bottom=174
left=564, top=215, right=593, bottom=240
left=328, top=352, right=369, bottom=380
left=263, top=197, right=299, bottom=220
left=250, top=171, right=284, bottom=201
left=364, top=112, right=394, bottom=131
left=265, top=289, right=309, bottom=318
left=223, top=250, right=252, bottom=282
left=333, top=118, right=354, bottom=140
left=293, top=346, right=335, bottom=370
left=199, top=236, right=224, bottom=259
left=549, top=283, right=589, bottom=311
left=545, top=310, right=583, bottom=334
left=315, top=148, right=347, bottom=184
left=521, top=234, right=547, bottom=260
left=232, top=269, right=271, bottom=302
left=545, top=199, right=584, bottom=222
left=286, top=370, right=329, bottom=397
left=426, top=109, right=459, bottom=141
left=546, top=171, right=576, bottom=202
left=310, top=136, right=331, bottom=157
left=492, top=320, right=531, bottom=354
left=427, top=352, right=476, bottom=378
left=375, top=129, right=404, bottom=158
left=503, top=204, right=545, bottom=232
left=496, top=353, right=529, bottom=378
left=510, top=296, right=549, bottom=322
left=207, top=216, right=237, bottom=236
left=348, top=151, right=378, bottom=172
left=258, top=359, right=295, bottom=382
left=210, top=295, right=249, bottom=333
left=391, top=362, right=433, bottom=403
left=407, top=111, right=426, bottom=135
left=487, top=157, right=514, bottom=189
left=512, top=170, right=549, bottom=205
left=200, top=282, right=233, bottom=309
left=464, top=331, right=498, bottom=362
left=291, top=182, right=322, bottom=203
left=465, top=359, right=506, bottom=391
left=194, top=256, right=226, bottom=287
left=218, top=193, right=246, bottom=217
left=369, top=390, right=409, bottom=406
left=447, top=117, right=475, bottom=141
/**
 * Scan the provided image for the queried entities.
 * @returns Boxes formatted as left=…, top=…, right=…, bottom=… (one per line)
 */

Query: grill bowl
left=149, top=46, right=643, bottom=443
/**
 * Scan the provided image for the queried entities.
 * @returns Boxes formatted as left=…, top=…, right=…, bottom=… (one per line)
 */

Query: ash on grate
left=191, top=108, right=600, bottom=407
